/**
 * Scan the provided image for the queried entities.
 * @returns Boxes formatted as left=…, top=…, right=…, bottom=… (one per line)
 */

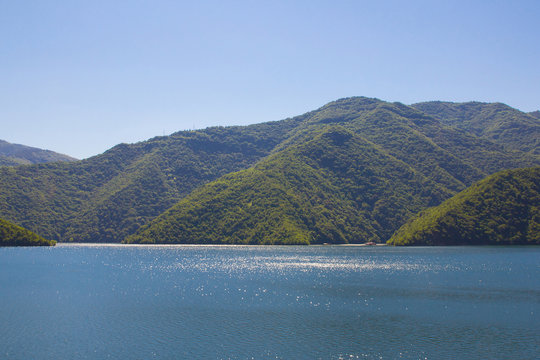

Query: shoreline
left=57, top=242, right=389, bottom=247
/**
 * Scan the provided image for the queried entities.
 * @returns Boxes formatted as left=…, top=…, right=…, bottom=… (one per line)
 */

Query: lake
left=0, top=244, right=538, bottom=359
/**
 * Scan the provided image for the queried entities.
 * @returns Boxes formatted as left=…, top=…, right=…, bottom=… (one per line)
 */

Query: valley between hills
left=1, top=97, right=539, bottom=246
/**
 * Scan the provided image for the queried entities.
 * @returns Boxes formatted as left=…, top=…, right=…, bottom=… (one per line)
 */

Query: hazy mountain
left=529, top=110, right=540, bottom=120
left=412, top=101, right=540, bottom=155
left=388, top=167, right=540, bottom=245
left=0, top=139, right=77, bottom=166
left=0, top=97, right=538, bottom=243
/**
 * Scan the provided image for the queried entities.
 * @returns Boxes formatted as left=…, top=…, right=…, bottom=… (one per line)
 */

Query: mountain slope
left=280, top=98, right=540, bottom=191
left=0, top=139, right=77, bottom=166
left=0, top=218, right=55, bottom=246
left=388, top=167, right=540, bottom=245
left=125, top=127, right=452, bottom=244
left=412, top=101, right=540, bottom=155
left=529, top=110, right=540, bottom=120
left=0, top=97, right=538, bottom=243
left=0, top=120, right=302, bottom=242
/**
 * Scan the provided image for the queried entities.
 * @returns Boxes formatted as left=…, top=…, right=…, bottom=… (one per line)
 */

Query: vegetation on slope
left=388, top=167, right=540, bottom=246
left=0, top=97, right=538, bottom=243
left=0, top=139, right=77, bottom=166
left=125, top=126, right=452, bottom=244
left=528, top=110, right=540, bottom=120
left=284, top=99, right=537, bottom=192
left=412, top=101, right=540, bottom=155
left=0, top=218, right=55, bottom=246
left=0, top=121, right=302, bottom=242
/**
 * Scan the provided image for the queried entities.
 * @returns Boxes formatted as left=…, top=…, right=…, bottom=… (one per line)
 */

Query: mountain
left=0, top=97, right=538, bottom=243
left=0, top=139, right=77, bottom=166
left=412, top=101, right=540, bottom=155
left=125, top=98, right=538, bottom=244
left=0, top=218, right=55, bottom=246
left=529, top=110, right=540, bottom=120
left=0, top=121, right=301, bottom=242
left=125, top=126, right=451, bottom=244
left=388, top=167, right=540, bottom=246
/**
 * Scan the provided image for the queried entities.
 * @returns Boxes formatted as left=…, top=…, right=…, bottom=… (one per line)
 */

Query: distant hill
left=412, top=101, right=540, bottom=155
left=0, top=140, right=77, bottom=166
left=388, top=167, right=540, bottom=246
left=0, top=218, right=55, bottom=246
left=0, top=97, right=538, bottom=243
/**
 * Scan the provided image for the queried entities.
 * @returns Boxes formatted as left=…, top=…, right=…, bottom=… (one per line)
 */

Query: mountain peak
left=320, top=96, right=384, bottom=111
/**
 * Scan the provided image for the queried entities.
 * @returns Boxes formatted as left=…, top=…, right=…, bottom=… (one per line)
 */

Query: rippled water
left=0, top=245, right=538, bottom=359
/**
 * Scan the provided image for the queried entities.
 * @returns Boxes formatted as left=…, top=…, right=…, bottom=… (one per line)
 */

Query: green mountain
left=0, top=139, right=77, bottom=166
left=0, top=97, right=538, bottom=243
left=295, top=99, right=537, bottom=189
left=388, top=167, right=540, bottom=246
left=0, top=121, right=301, bottom=242
left=0, top=218, right=55, bottom=246
left=125, top=126, right=452, bottom=244
left=412, top=101, right=540, bottom=155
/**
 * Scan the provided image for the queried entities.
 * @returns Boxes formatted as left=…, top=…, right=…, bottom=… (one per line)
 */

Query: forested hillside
left=388, top=167, right=540, bottom=245
left=125, top=127, right=452, bottom=244
left=0, top=97, right=538, bottom=243
left=412, top=101, right=540, bottom=155
left=0, top=120, right=301, bottom=242
left=0, top=139, right=77, bottom=166
left=0, top=218, right=55, bottom=246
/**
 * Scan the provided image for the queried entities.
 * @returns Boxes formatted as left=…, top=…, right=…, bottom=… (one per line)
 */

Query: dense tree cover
left=0, top=97, right=538, bottom=243
left=0, top=218, right=55, bottom=246
left=0, top=139, right=77, bottom=166
left=0, top=157, right=26, bottom=167
left=0, top=120, right=302, bottom=242
left=282, top=99, right=537, bottom=192
left=125, top=126, right=455, bottom=244
left=388, top=167, right=540, bottom=246
left=412, top=101, right=540, bottom=155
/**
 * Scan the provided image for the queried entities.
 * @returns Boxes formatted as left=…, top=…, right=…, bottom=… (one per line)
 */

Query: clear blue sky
left=2, top=0, right=539, bottom=159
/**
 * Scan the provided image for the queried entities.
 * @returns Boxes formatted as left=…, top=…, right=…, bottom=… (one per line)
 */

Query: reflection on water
left=1, top=245, right=538, bottom=359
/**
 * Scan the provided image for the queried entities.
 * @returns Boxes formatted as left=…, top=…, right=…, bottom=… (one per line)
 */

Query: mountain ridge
left=529, top=110, right=540, bottom=119
left=0, top=97, right=538, bottom=243
left=125, top=126, right=452, bottom=244
left=412, top=101, right=540, bottom=155
left=0, top=139, right=77, bottom=166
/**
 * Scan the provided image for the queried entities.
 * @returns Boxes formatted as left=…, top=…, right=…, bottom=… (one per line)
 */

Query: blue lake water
left=0, top=245, right=538, bottom=359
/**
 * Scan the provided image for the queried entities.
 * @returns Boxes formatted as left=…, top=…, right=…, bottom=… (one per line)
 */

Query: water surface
left=1, top=245, right=538, bottom=359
